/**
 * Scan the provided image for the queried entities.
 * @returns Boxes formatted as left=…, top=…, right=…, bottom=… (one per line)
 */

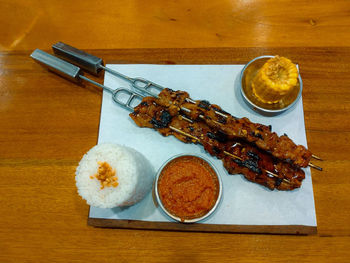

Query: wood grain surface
left=1, top=0, right=350, bottom=51
left=1, top=47, right=350, bottom=262
left=1, top=0, right=350, bottom=262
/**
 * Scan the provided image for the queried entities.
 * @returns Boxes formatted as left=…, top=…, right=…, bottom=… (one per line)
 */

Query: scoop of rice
left=75, top=143, right=154, bottom=208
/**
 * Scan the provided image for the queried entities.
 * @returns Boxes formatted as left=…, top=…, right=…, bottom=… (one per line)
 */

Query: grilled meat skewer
left=155, top=88, right=313, bottom=168
left=130, top=97, right=305, bottom=190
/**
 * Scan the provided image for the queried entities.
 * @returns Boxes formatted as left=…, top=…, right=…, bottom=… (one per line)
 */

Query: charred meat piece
left=157, top=88, right=190, bottom=116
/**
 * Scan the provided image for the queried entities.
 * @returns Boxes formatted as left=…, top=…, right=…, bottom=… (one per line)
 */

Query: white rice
left=75, top=143, right=154, bottom=208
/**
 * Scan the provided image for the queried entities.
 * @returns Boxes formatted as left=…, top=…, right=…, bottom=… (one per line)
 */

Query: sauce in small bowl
left=155, top=154, right=222, bottom=223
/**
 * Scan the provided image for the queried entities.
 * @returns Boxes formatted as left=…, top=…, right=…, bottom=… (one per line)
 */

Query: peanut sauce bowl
left=155, top=154, right=223, bottom=223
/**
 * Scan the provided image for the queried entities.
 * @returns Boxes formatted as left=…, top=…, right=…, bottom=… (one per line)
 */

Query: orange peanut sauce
left=158, top=156, right=219, bottom=221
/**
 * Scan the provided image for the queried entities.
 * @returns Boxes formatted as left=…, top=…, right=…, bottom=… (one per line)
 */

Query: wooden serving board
left=88, top=217, right=317, bottom=235
left=88, top=63, right=317, bottom=235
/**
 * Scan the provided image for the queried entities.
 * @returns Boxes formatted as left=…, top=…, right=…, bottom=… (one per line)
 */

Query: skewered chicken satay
left=156, top=88, right=312, bottom=168
left=130, top=97, right=305, bottom=190
left=222, top=144, right=304, bottom=190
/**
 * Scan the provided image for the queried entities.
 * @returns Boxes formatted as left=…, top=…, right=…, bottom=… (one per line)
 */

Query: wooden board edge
left=87, top=217, right=317, bottom=235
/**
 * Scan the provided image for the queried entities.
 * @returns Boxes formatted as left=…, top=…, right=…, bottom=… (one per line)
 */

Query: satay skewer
left=177, top=113, right=323, bottom=172
left=131, top=85, right=322, bottom=169
left=171, top=96, right=323, bottom=170
left=177, top=109, right=322, bottom=170
left=183, top=98, right=323, bottom=164
left=168, top=125, right=291, bottom=183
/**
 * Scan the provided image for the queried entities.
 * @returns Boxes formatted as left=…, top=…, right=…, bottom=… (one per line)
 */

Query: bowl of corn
left=240, top=55, right=302, bottom=114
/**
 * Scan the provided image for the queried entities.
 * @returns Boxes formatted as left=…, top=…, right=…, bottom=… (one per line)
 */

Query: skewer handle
left=52, top=42, right=103, bottom=75
left=30, top=49, right=83, bottom=82
left=52, top=42, right=166, bottom=97
left=31, top=49, right=111, bottom=94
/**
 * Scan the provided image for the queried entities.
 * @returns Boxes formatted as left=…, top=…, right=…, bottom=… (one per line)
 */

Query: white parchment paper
left=89, top=64, right=317, bottom=227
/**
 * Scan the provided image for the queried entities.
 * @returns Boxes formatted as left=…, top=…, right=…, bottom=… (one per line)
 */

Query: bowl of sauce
left=155, top=154, right=222, bottom=223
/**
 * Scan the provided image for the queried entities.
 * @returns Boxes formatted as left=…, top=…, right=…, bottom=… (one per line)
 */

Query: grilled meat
left=130, top=96, right=305, bottom=190
left=156, top=88, right=312, bottom=168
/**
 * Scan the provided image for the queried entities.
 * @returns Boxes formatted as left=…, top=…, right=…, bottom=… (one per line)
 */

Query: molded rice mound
left=75, top=143, right=154, bottom=208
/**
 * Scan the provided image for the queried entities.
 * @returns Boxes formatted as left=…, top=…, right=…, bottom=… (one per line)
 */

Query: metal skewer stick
left=311, top=154, right=323, bottom=161
left=308, top=162, right=323, bottom=171
left=98, top=66, right=231, bottom=121
left=52, top=42, right=228, bottom=117
left=50, top=44, right=323, bottom=167
left=99, top=63, right=230, bottom=120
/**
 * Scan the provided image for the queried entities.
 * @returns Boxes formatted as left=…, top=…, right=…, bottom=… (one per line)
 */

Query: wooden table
left=1, top=1, right=350, bottom=262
